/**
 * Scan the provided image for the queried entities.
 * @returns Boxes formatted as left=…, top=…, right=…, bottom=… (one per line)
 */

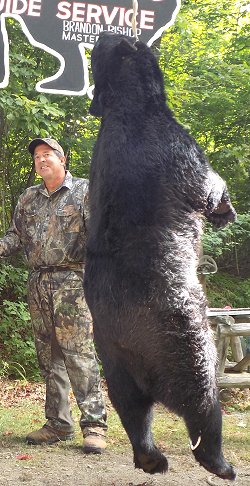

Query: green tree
left=159, top=0, right=250, bottom=213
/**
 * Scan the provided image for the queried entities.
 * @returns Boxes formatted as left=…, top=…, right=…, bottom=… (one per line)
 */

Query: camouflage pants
left=27, top=269, right=107, bottom=433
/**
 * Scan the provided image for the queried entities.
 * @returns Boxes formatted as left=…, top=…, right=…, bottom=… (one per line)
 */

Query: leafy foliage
left=203, top=214, right=250, bottom=257
left=159, top=0, right=250, bottom=213
left=0, top=263, right=40, bottom=380
left=202, top=214, right=250, bottom=277
left=206, top=272, right=250, bottom=308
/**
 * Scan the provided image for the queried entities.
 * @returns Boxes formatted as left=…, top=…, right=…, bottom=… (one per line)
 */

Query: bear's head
left=89, top=32, right=166, bottom=117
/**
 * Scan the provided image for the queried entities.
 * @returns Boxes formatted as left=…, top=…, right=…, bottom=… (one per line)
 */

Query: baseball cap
left=28, top=138, right=65, bottom=157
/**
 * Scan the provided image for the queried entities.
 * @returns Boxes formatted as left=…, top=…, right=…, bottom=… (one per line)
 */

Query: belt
left=31, top=263, right=84, bottom=272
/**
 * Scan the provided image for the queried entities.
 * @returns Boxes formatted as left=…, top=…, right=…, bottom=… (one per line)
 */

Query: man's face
left=33, top=143, right=65, bottom=180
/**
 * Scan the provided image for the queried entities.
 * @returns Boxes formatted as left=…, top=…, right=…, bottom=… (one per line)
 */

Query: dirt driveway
left=1, top=441, right=249, bottom=486
left=0, top=381, right=249, bottom=486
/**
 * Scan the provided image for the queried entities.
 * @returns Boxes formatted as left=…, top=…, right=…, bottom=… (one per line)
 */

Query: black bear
left=84, top=32, right=237, bottom=480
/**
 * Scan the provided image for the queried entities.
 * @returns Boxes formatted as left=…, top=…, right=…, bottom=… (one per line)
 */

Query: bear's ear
left=89, top=88, right=104, bottom=117
left=116, top=39, right=137, bottom=57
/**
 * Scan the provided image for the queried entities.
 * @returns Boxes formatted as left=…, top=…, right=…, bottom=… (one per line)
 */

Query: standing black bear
left=84, top=32, right=237, bottom=480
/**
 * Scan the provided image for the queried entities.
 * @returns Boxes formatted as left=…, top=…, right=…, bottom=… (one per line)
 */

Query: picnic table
left=207, top=308, right=250, bottom=388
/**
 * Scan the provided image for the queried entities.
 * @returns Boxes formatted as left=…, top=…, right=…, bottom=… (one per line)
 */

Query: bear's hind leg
left=184, top=400, right=236, bottom=480
left=106, top=363, right=168, bottom=475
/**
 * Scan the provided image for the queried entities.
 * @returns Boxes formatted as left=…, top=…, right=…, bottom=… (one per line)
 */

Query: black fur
left=85, top=32, right=237, bottom=480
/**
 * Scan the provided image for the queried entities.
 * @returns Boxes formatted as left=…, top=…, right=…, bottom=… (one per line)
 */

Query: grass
left=0, top=387, right=249, bottom=466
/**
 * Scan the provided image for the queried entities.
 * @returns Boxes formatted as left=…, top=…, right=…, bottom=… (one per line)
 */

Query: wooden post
left=216, top=316, right=235, bottom=375
left=232, top=354, right=250, bottom=372
left=230, top=336, right=244, bottom=362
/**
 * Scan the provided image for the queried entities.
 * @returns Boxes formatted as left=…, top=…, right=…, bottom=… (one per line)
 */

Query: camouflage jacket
left=0, top=172, right=89, bottom=269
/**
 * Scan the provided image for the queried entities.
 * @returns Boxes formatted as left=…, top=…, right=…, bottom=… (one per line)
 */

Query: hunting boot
left=26, top=424, right=75, bottom=445
left=82, top=426, right=107, bottom=454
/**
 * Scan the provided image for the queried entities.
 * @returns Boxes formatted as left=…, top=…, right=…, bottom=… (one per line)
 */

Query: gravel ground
left=0, top=442, right=249, bottom=486
left=0, top=380, right=249, bottom=486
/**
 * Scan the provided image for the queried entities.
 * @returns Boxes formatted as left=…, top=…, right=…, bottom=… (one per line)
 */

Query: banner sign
left=0, top=0, right=181, bottom=96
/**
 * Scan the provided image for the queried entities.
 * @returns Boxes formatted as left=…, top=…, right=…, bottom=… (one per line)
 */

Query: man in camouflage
left=0, top=138, right=107, bottom=453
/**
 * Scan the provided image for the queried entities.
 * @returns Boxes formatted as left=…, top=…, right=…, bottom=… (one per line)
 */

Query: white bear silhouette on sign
left=0, top=0, right=180, bottom=95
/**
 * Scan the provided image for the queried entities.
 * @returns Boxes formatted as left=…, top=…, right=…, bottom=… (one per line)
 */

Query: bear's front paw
left=205, top=207, right=237, bottom=228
